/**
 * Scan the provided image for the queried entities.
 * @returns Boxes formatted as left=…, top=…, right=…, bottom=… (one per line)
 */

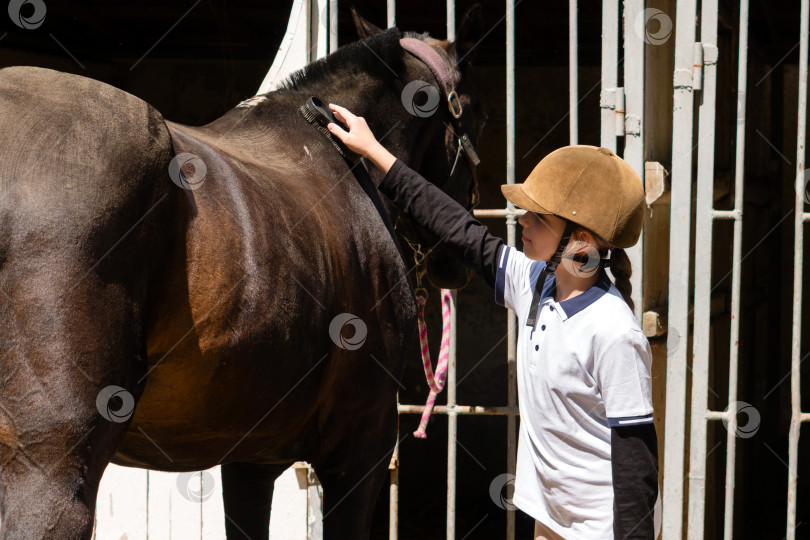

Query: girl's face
left=517, top=211, right=568, bottom=261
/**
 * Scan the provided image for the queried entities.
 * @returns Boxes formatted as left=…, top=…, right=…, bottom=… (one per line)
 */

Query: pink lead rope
left=413, top=288, right=452, bottom=439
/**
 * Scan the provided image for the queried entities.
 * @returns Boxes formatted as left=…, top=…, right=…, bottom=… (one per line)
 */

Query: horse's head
left=353, top=6, right=487, bottom=290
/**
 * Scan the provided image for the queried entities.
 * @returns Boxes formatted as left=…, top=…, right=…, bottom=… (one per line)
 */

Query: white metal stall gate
left=663, top=1, right=808, bottom=539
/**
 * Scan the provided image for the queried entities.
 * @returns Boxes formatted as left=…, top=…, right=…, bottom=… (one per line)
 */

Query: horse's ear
left=453, top=4, right=483, bottom=68
left=351, top=7, right=384, bottom=39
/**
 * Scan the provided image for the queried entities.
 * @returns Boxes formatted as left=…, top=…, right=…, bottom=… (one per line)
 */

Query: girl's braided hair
left=563, top=228, right=634, bottom=312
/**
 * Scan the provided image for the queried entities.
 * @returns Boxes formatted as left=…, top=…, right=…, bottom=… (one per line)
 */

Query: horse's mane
left=276, top=28, right=430, bottom=92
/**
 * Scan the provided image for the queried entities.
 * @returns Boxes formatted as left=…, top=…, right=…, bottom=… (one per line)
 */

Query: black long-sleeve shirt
left=379, top=158, right=659, bottom=538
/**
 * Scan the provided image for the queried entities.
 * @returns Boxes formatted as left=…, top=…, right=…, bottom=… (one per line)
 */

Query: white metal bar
left=398, top=405, right=520, bottom=415
left=663, top=0, right=699, bottom=536
left=504, top=0, right=516, bottom=333
left=387, top=0, right=396, bottom=28
left=447, top=0, right=455, bottom=41
left=329, top=0, right=337, bottom=54
left=446, top=9, right=457, bottom=538
left=615, top=87, right=626, bottom=137
left=687, top=0, right=719, bottom=535
left=447, top=291, right=457, bottom=540
left=600, top=0, right=619, bottom=151
left=390, top=435, right=398, bottom=540
left=711, top=209, right=742, bottom=220
left=692, top=42, right=704, bottom=91
left=622, top=0, right=645, bottom=323
left=473, top=208, right=526, bottom=218
left=569, top=0, right=578, bottom=144
left=788, top=1, right=809, bottom=537
left=705, top=411, right=728, bottom=421
left=311, top=0, right=329, bottom=60
left=722, top=2, right=749, bottom=538
left=506, top=1, right=518, bottom=538
left=380, top=20, right=392, bottom=517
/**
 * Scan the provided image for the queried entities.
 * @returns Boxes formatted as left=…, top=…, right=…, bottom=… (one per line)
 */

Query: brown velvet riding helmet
left=501, top=145, right=646, bottom=248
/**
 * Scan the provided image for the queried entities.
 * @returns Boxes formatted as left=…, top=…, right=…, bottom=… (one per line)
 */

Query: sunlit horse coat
left=0, top=8, right=485, bottom=539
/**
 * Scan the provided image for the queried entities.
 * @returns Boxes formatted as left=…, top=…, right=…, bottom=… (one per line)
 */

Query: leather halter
left=395, top=38, right=483, bottom=292
left=399, top=38, right=481, bottom=200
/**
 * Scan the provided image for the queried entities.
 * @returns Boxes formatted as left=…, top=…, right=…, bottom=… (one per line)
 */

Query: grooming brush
left=299, top=96, right=361, bottom=163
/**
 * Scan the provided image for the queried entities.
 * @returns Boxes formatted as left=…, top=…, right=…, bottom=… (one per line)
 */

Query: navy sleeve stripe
left=608, top=413, right=654, bottom=428
left=494, top=245, right=511, bottom=306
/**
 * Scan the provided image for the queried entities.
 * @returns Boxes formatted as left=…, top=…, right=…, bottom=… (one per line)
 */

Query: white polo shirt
left=494, top=245, right=659, bottom=539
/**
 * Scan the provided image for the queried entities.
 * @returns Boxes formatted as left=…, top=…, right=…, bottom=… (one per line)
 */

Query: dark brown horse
left=0, top=7, right=485, bottom=540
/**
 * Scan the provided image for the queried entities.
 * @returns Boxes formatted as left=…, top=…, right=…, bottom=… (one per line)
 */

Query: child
left=327, top=103, right=661, bottom=539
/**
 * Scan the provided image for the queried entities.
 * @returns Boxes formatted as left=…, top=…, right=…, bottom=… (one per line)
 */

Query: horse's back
left=0, top=66, right=173, bottom=220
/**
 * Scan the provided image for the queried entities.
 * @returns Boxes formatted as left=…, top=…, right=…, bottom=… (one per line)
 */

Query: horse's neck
left=271, top=80, right=422, bottom=224
left=205, top=82, right=423, bottom=185
left=266, top=77, right=422, bottom=166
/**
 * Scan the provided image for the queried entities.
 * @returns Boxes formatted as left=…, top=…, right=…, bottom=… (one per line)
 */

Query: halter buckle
left=447, top=91, right=463, bottom=119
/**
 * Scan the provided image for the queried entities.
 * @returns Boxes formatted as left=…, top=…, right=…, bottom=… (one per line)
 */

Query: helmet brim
left=500, top=184, right=553, bottom=214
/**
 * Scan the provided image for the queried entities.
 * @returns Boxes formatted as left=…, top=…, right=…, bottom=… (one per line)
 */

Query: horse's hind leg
left=0, top=176, right=170, bottom=538
left=0, top=251, right=157, bottom=539
left=221, top=461, right=293, bottom=540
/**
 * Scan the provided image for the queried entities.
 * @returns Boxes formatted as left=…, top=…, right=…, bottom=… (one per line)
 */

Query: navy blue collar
left=539, top=269, right=612, bottom=319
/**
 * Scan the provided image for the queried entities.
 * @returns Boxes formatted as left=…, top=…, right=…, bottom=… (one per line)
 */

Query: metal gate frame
left=665, top=1, right=809, bottom=539
left=225, top=1, right=809, bottom=537
left=183, top=0, right=810, bottom=540
left=788, top=5, right=810, bottom=539
left=264, top=1, right=808, bottom=538
left=663, top=0, right=754, bottom=537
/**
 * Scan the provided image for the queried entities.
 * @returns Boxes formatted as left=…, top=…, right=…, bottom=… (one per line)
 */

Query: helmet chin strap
left=526, top=220, right=577, bottom=329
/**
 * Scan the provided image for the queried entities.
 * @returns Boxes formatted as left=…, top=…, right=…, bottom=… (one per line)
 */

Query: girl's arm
left=612, top=422, right=659, bottom=538
left=596, top=329, right=659, bottom=538
left=328, top=103, right=505, bottom=288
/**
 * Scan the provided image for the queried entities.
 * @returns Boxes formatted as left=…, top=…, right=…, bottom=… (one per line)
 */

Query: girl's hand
left=328, top=103, right=397, bottom=174
left=327, top=104, right=380, bottom=158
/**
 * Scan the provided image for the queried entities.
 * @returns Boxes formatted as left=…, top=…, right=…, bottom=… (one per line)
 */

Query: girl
left=327, top=103, right=660, bottom=539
